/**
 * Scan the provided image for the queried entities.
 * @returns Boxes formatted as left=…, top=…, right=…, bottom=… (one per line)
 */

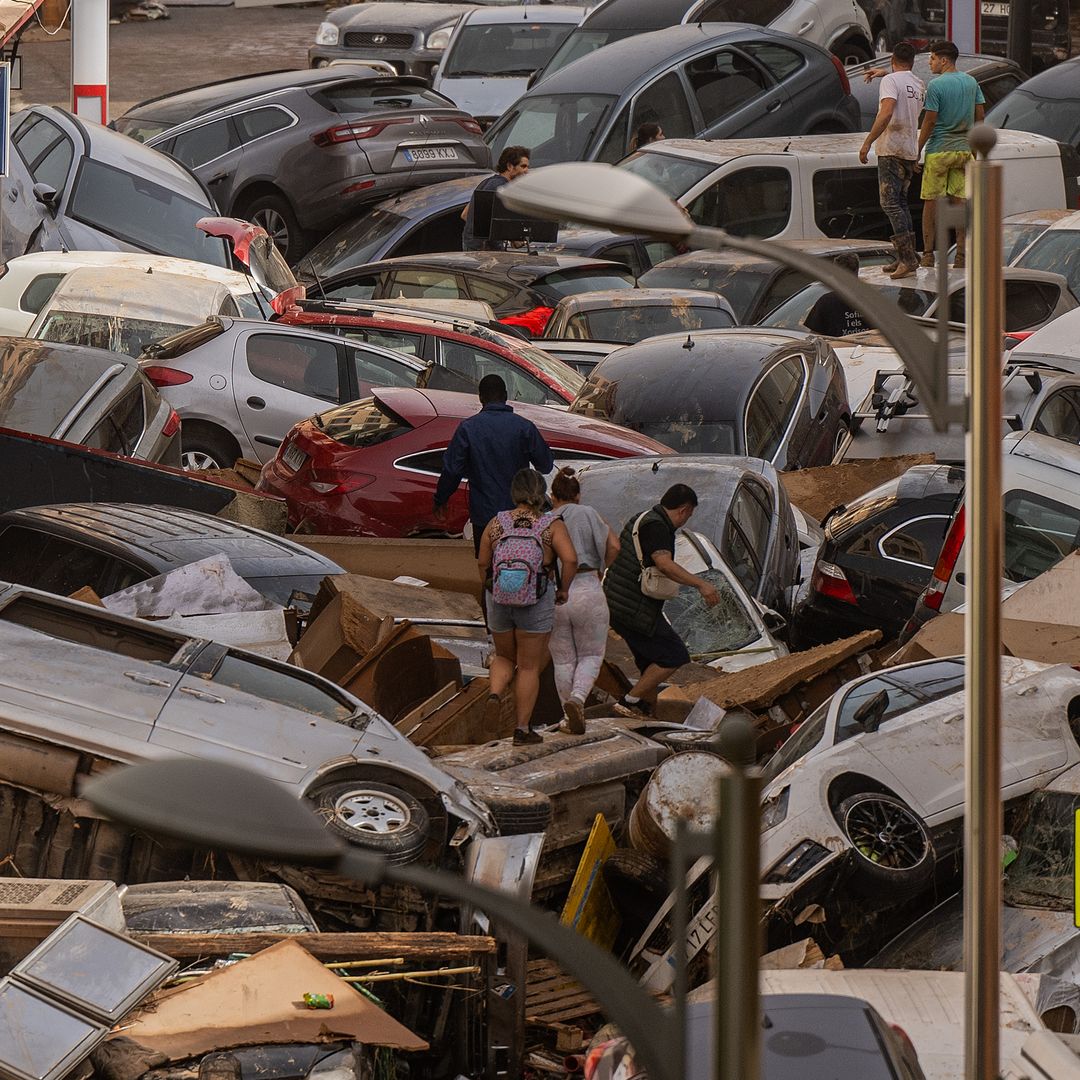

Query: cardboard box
left=288, top=592, right=392, bottom=683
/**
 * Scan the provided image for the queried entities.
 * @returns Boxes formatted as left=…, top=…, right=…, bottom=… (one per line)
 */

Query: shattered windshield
left=36, top=313, right=189, bottom=358
left=762, top=701, right=829, bottom=783
left=1003, top=788, right=1079, bottom=910
left=567, top=303, right=735, bottom=344
left=664, top=568, right=759, bottom=661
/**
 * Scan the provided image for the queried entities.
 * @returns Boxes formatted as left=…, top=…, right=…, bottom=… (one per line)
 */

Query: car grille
left=343, top=31, right=415, bottom=49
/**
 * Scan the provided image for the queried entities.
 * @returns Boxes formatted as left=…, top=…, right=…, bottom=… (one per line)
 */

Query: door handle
left=123, top=671, right=172, bottom=687
left=179, top=686, right=227, bottom=704
left=206, top=171, right=228, bottom=183
left=247, top=396, right=266, bottom=409
left=766, top=99, right=783, bottom=112
left=797, top=18, right=814, bottom=33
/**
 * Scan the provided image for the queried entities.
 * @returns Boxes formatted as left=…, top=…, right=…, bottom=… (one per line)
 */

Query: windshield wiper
left=444, top=69, right=490, bottom=77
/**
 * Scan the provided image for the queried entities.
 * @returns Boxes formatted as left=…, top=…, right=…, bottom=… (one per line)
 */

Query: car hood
left=332, top=3, right=476, bottom=31
left=433, top=76, right=530, bottom=119
left=199, top=216, right=304, bottom=315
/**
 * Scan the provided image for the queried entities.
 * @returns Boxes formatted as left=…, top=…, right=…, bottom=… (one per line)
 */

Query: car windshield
left=490, top=94, right=616, bottom=166
left=1003, top=786, right=1080, bottom=910
left=302, top=209, right=410, bottom=280
left=567, top=303, right=735, bottom=344
left=112, top=116, right=171, bottom=142
left=36, top=312, right=190, bottom=357
left=665, top=567, right=760, bottom=659
left=1015, top=230, right=1080, bottom=298
left=495, top=338, right=585, bottom=393
left=69, top=159, right=227, bottom=266
left=641, top=263, right=771, bottom=322
left=1003, top=223, right=1051, bottom=264
left=759, top=281, right=829, bottom=328
left=443, top=22, right=579, bottom=78
left=541, top=28, right=630, bottom=78
left=763, top=701, right=829, bottom=783
left=988, top=89, right=1080, bottom=146
left=618, top=152, right=716, bottom=201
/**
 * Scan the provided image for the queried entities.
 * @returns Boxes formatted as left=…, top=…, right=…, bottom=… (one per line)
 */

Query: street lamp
left=82, top=758, right=679, bottom=1080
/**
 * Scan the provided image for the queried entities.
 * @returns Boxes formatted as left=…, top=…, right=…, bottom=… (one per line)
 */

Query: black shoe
left=513, top=727, right=543, bottom=745
left=614, top=696, right=651, bottom=717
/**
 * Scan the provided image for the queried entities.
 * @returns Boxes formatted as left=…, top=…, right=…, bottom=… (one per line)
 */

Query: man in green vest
left=604, top=484, right=719, bottom=715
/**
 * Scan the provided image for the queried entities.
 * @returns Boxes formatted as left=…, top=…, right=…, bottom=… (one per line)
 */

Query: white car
left=0, top=250, right=267, bottom=337
left=433, top=6, right=586, bottom=127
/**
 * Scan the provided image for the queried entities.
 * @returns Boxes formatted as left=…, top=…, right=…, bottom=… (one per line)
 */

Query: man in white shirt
left=860, top=42, right=925, bottom=278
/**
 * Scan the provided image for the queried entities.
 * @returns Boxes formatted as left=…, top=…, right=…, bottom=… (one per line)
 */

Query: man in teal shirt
left=917, top=39, right=985, bottom=269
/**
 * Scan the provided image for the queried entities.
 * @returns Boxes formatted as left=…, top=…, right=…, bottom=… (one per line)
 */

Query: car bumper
left=308, top=45, right=443, bottom=82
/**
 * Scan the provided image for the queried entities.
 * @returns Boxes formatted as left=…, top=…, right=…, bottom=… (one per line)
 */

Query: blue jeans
left=878, top=156, right=916, bottom=236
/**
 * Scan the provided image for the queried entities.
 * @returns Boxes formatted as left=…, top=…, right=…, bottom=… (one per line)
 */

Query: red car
left=199, top=215, right=584, bottom=406
left=258, top=385, right=674, bottom=536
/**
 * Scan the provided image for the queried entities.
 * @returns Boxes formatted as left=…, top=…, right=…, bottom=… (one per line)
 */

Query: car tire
left=838, top=40, right=873, bottom=65
left=602, top=849, right=670, bottom=927
left=181, top=426, right=239, bottom=470
left=653, top=729, right=725, bottom=755
left=243, top=193, right=309, bottom=263
left=313, top=780, right=429, bottom=864
left=472, top=783, right=553, bottom=835
left=836, top=791, right=934, bottom=897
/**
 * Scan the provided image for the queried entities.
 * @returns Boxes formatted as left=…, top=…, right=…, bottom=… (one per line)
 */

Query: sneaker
left=614, top=696, right=651, bottom=717
left=564, top=698, right=586, bottom=735
left=513, top=727, right=543, bottom=745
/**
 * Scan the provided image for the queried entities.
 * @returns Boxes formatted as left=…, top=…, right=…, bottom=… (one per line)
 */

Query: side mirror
left=852, top=688, right=890, bottom=733
left=760, top=607, right=786, bottom=633
left=32, top=183, right=58, bottom=215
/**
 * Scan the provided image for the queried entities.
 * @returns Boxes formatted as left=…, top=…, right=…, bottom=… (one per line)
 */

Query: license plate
left=981, top=1, right=1008, bottom=14
left=282, top=442, right=307, bottom=471
left=403, top=146, right=459, bottom=162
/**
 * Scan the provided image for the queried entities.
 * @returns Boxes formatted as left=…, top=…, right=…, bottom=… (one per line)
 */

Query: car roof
left=554, top=288, right=725, bottom=312
left=341, top=251, right=629, bottom=282
left=1005, top=209, right=1078, bottom=226
left=645, top=239, right=892, bottom=272
left=0, top=503, right=343, bottom=576
left=578, top=0, right=710, bottom=30
left=524, top=22, right=775, bottom=94
left=121, top=66, right=394, bottom=123
left=859, top=263, right=1070, bottom=293
left=459, top=5, right=585, bottom=24
left=333, top=3, right=477, bottom=30
left=44, top=266, right=232, bottom=321
left=1040, top=209, right=1080, bottom=232
left=1011, top=306, right=1080, bottom=362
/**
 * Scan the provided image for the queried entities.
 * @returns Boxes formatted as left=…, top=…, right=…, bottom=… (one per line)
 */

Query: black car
left=114, top=69, right=491, bottom=262
left=0, top=503, right=344, bottom=607
left=857, top=0, right=1070, bottom=71
left=848, top=52, right=1027, bottom=129
left=987, top=56, right=1080, bottom=154
left=639, top=240, right=893, bottom=323
left=569, top=328, right=850, bottom=470
left=302, top=252, right=636, bottom=335
left=791, top=464, right=964, bottom=647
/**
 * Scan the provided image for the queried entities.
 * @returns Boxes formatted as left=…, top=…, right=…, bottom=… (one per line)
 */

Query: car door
left=684, top=45, right=787, bottom=139
left=232, top=328, right=348, bottom=462
left=865, top=510, right=952, bottom=628
left=0, top=591, right=187, bottom=745
left=152, top=643, right=363, bottom=783
left=157, top=117, right=243, bottom=212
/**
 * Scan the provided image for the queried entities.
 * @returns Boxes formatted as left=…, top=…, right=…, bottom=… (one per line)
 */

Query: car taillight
left=161, top=408, right=181, bottom=438
left=142, top=365, right=193, bottom=387
left=454, top=117, right=482, bottom=134
left=811, top=560, right=857, bottom=605
left=830, top=54, right=851, bottom=97
left=312, top=118, right=408, bottom=146
left=922, top=504, right=966, bottom=611
left=500, top=305, right=554, bottom=336
left=308, top=471, right=376, bottom=495
left=1005, top=330, right=1034, bottom=350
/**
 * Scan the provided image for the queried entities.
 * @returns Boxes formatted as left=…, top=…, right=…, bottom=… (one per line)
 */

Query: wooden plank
left=130, top=931, right=497, bottom=962
left=535, top=1001, right=604, bottom=1023
left=396, top=682, right=459, bottom=737
left=528, top=989, right=595, bottom=1012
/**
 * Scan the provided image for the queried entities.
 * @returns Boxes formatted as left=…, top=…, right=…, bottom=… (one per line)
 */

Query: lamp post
left=83, top=759, right=680, bottom=1080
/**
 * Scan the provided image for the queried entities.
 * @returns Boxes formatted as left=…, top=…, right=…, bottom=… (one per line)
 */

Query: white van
left=904, top=429, right=1080, bottom=638
left=617, top=131, right=1079, bottom=242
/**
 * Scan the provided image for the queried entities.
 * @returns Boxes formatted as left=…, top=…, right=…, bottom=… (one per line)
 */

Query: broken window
left=664, top=568, right=760, bottom=660
left=1004, top=788, right=1078, bottom=910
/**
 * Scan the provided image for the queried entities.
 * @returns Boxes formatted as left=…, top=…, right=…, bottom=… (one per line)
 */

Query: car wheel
left=180, top=426, right=239, bottom=470
left=243, top=193, right=307, bottom=262
left=602, top=849, right=670, bottom=928
left=313, top=780, right=429, bottom=864
left=838, top=40, right=873, bottom=65
left=472, top=783, right=553, bottom=835
left=837, top=791, right=934, bottom=896
left=653, top=729, right=725, bottom=755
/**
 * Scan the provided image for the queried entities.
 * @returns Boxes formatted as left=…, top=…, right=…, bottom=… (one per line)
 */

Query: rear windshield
left=532, top=268, right=635, bottom=301
left=1016, top=231, right=1080, bottom=298
left=113, top=117, right=172, bottom=143
left=444, top=22, right=578, bottom=78
left=303, top=209, right=408, bottom=280
left=640, top=263, right=771, bottom=322
left=568, top=303, right=735, bottom=344
left=37, top=313, right=189, bottom=358
left=322, top=397, right=412, bottom=447
left=618, top=151, right=716, bottom=200
left=490, top=94, right=615, bottom=166
left=988, top=89, right=1080, bottom=146
left=312, top=83, right=450, bottom=114
left=70, top=159, right=228, bottom=267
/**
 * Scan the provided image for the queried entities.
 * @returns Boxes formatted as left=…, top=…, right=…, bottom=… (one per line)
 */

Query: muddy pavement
left=13, top=3, right=325, bottom=116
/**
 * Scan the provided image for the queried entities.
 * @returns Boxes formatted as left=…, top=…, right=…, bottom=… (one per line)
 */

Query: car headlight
left=315, top=21, right=339, bottom=45
left=760, top=787, right=790, bottom=832
left=425, top=24, right=454, bottom=50
left=763, top=840, right=830, bottom=885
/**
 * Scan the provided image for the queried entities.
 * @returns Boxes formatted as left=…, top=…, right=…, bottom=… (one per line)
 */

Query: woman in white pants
left=549, top=467, right=620, bottom=733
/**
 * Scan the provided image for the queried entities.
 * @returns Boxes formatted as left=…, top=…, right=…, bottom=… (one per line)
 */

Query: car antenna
left=682, top=333, right=694, bottom=350
left=305, top=256, right=328, bottom=299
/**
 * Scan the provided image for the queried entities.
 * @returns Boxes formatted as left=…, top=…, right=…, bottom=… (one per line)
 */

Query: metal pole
left=1006, top=0, right=1032, bottom=74
left=715, top=715, right=762, bottom=1080
left=71, top=0, right=110, bottom=125
left=963, top=123, right=1003, bottom=1080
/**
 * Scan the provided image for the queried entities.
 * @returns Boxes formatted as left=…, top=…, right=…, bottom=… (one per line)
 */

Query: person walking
left=604, top=484, right=719, bottom=714
left=548, top=466, right=620, bottom=734
left=859, top=42, right=924, bottom=278
left=917, top=39, right=985, bottom=269
left=478, top=469, right=578, bottom=745
left=434, top=374, right=554, bottom=553
left=461, top=145, right=530, bottom=252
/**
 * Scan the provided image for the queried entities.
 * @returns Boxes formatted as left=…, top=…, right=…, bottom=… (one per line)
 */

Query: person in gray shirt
left=549, top=467, right=620, bottom=733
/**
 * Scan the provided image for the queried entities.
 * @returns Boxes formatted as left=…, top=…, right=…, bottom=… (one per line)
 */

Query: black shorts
left=619, top=618, right=691, bottom=673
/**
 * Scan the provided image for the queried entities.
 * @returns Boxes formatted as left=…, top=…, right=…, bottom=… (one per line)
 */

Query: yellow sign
left=560, top=813, right=620, bottom=950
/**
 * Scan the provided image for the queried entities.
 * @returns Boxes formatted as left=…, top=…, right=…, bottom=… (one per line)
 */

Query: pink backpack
left=491, top=511, right=552, bottom=607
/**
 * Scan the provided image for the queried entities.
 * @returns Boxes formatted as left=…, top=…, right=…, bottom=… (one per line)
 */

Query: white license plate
left=282, top=443, right=307, bottom=471
left=981, top=1, right=1009, bottom=14
left=403, top=146, right=459, bottom=162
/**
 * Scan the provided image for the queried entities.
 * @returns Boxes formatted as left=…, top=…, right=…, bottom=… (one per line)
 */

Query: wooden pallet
left=526, top=958, right=602, bottom=1027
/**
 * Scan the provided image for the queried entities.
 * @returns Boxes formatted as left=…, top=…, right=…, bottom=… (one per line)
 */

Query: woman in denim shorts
left=477, top=469, right=578, bottom=745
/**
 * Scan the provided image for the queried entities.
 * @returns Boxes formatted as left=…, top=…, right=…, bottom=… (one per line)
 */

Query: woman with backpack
left=478, top=468, right=578, bottom=745
left=549, top=467, right=620, bottom=734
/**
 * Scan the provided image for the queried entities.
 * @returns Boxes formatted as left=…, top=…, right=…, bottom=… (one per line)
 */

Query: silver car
left=139, top=318, right=432, bottom=469
left=0, top=580, right=494, bottom=863
left=0, top=336, right=180, bottom=466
